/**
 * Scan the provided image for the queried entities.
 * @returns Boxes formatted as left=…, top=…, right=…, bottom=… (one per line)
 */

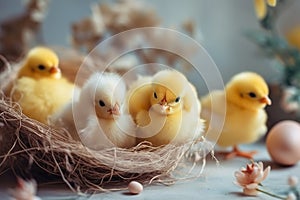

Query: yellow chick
left=78, top=72, right=136, bottom=149
left=126, top=75, right=153, bottom=121
left=201, top=72, right=271, bottom=159
left=12, top=46, right=76, bottom=124
left=17, top=46, right=61, bottom=80
left=127, top=70, right=204, bottom=146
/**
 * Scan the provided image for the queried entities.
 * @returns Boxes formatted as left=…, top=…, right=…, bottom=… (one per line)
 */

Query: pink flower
left=234, top=162, right=271, bottom=196
left=9, top=177, right=41, bottom=200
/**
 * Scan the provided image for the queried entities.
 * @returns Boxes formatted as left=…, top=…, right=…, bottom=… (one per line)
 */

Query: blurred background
left=1, top=0, right=293, bottom=83
left=1, top=0, right=300, bottom=116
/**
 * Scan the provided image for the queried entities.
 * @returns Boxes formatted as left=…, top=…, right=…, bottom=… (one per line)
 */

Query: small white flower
left=10, top=177, right=41, bottom=200
left=288, top=176, right=298, bottom=187
left=281, top=87, right=299, bottom=113
left=286, top=192, right=297, bottom=200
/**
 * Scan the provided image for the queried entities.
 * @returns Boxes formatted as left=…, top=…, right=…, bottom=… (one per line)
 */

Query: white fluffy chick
left=78, top=72, right=136, bottom=150
left=173, top=82, right=204, bottom=144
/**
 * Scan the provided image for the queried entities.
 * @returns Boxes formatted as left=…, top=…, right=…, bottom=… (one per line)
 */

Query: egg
left=266, top=120, right=300, bottom=166
left=128, top=181, right=143, bottom=194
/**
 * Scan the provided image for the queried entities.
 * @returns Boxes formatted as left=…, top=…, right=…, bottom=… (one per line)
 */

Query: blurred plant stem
left=247, top=0, right=300, bottom=117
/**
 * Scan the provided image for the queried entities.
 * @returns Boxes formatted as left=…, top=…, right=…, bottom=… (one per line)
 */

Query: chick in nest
left=201, top=72, right=271, bottom=159
left=11, top=46, right=76, bottom=124
left=79, top=72, right=136, bottom=149
left=127, top=69, right=204, bottom=147
left=54, top=72, right=136, bottom=149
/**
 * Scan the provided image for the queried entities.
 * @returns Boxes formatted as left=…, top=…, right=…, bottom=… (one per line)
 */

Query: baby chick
left=17, top=46, right=61, bottom=80
left=12, top=46, right=76, bottom=124
left=74, top=72, right=136, bottom=149
left=126, top=75, right=153, bottom=121
left=201, top=72, right=271, bottom=159
left=127, top=70, right=204, bottom=146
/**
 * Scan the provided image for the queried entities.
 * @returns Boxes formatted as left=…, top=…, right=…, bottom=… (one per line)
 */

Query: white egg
left=266, top=120, right=300, bottom=166
left=128, top=181, right=143, bottom=194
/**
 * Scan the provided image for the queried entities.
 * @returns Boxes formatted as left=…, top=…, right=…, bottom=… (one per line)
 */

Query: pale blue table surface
left=0, top=142, right=299, bottom=200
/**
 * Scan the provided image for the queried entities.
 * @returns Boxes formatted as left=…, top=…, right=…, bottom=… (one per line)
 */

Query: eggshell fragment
left=128, top=181, right=143, bottom=194
left=266, top=120, right=300, bottom=166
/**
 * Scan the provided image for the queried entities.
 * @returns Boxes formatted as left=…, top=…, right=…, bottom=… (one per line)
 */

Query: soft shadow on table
left=229, top=191, right=250, bottom=197
left=257, top=160, right=296, bottom=170
left=205, top=151, right=297, bottom=171
left=122, top=192, right=139, bottom=196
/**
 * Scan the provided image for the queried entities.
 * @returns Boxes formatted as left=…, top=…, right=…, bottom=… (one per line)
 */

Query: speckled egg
left=266, top=120, right=300, bottom=166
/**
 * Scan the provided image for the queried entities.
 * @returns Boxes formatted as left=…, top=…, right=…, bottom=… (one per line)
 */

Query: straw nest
left=0, top=50, right=212, bottom=193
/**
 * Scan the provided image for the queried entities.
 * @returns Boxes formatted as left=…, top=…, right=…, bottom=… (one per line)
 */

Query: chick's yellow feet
left=225, top=146, right=257, bottom=160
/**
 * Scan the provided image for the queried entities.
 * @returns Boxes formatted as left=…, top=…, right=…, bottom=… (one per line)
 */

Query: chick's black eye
left=248, top=92, right=256, bottom=98
left=38, top=65, right=46, bottom=70
left=99, top=100, right=105, bottom=107
left=154, top=92, right=157, bottom=99
left=175, top=97, right=180, bottom=103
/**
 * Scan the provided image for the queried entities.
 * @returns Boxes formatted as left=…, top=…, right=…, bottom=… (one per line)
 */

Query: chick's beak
left=108, top=103, right=120, bottom=116
left=160, top=96, right=167, bottom=105
left=49, top=66, right=61, bottom=74
left=260, top=96, right=272, bottom=105
left=49, top=66, right=61, bottom=79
